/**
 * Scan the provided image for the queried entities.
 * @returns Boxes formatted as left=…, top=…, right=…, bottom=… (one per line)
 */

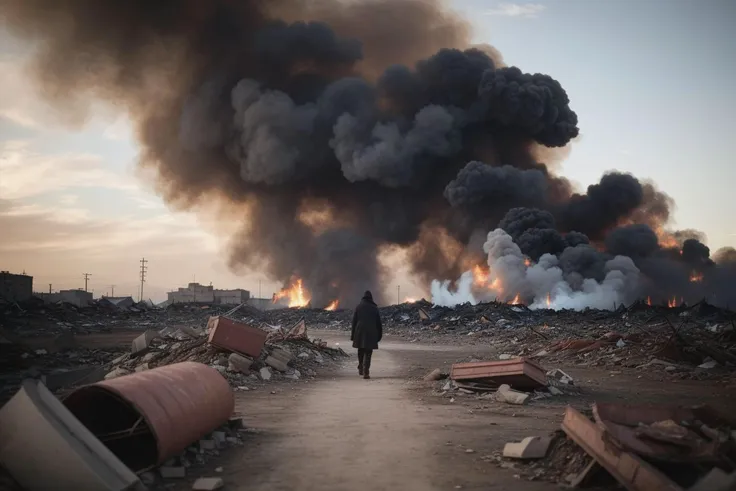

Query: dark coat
left=351, top=292, right=383, bottom=350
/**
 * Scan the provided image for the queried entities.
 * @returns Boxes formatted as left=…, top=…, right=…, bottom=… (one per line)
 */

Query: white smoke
left=431, top=228, right=642, bottom=311
left=430, top=270, right=476, bottom=307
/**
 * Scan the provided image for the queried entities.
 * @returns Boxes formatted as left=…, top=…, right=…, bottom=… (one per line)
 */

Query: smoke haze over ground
left=2, top=0, right=734, bottom=309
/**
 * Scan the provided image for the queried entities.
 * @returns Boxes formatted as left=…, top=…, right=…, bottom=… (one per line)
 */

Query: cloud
left=485, top=3, right=546, bottom=18
left=0, top=140, right=137, bottom=199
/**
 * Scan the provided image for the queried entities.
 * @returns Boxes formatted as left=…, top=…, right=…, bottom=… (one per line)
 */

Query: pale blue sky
left=1, top=1, right=734, bottom=301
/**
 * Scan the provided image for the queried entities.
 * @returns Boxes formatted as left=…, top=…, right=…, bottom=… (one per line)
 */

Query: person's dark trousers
left=357, top=349, right=373, bottom=377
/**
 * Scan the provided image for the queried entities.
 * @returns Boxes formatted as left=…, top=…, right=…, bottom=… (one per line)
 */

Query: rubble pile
left=142, top=418, right=250, bottom=489
left=96, top=317, right=347, bottom=390
left=494, top=403, right=736, bottom=490
left=0, top=299, right=244, bottom=336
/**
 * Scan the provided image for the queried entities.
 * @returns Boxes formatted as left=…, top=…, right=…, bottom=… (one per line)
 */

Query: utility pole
left=48, top=284, right=52, bottom=294
left=83, top=273, right=91, bottom=292
left=139, top=258, right=148, bottom=302
left=259, top=280, right=262, bottom=299
left=397, top=285, right=400, bottom=305
left=110, top=285, right=116, bottom=297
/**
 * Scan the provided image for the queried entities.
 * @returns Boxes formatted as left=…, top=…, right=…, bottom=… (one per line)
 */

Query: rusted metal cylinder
left=63, top=362, right=234, bottom=472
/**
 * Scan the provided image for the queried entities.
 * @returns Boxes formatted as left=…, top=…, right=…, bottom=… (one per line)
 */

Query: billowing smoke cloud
left=1, top=0, right=733, bottom=309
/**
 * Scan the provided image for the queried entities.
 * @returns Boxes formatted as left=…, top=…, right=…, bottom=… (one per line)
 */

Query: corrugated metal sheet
left=450, top=357, right=546, bottom=390
left=207, top=315, right=267, bottom=358
left=63, top=362, right=233, bottom=472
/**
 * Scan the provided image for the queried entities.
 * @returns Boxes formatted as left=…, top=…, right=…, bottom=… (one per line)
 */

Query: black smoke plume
left=2, top=0, right=733, bottom=309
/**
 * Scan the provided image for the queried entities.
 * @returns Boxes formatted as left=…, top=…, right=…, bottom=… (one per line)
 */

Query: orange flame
left=403, top=297, right=417, bottom=304
left=324, top=299, right=339, bottom=311
left=546, top=293, right=551, bottom=308
left=489, top=277, right=502, bottom=291
left=646, top=296, right=652, bottom=306
left=272, top=279, right=311, bottom=308
left=524, top=258, right=532, bottom=267
left=667, top=296, right=677, bottom=308
left=509, top=293, right=522, bottom=305
left=472, top=265, right=489, bottom=286
left=689, top=271, right=703, bottom=283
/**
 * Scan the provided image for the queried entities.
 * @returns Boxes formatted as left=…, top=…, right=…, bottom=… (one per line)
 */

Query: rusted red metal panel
left=63, top=362, right=233, bottom=472
left=450, top=357, right=546, bottom=390
left=207, top=315, right=267, bottom=358
left=561, top=406, right=683, bottom=491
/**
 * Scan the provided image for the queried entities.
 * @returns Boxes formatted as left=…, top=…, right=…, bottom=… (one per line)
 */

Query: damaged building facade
left=166, top=283, right=250, bottom=305
left=0, top=271, right=33, bottom=303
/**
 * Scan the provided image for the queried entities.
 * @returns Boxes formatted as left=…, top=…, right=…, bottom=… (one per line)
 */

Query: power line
left=83, top=273, right=92, bottom=292
left=139, top=258, right=148, bottom=302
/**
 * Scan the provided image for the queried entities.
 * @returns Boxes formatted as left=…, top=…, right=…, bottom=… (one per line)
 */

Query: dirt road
left=213, top=334, right=554, bottom=491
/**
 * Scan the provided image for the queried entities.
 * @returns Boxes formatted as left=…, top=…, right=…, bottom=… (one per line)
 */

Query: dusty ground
left=158, top=330, right=736, bottom=491
left=18, top=328, right=736, bottom=490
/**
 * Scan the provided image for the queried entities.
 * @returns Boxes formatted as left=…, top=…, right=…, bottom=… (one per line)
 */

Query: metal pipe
left=63, top=362, right=234, bottom=472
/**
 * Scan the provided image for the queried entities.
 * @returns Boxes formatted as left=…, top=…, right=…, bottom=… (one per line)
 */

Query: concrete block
left=131, top=329, right=160, bottom=357
left=503, top=436, right=552, bottom=459
left=269, top=347, right=293, bottom=363
left=199, top=439, right=216, bottom=450
left=265, top=355, right=289, bottom=372
left=212, top=431, right=227, bottom=447
left=192, top=477, right=224, bottom=490
left=159, top=466, right=186, bottom=478
left=495, top=384, right=529, bottom=405
left=423, top=368, right=443, bottom=381
left=227, top=353, right=253, bottom=374
left=259, top=367, right=272, bottom=381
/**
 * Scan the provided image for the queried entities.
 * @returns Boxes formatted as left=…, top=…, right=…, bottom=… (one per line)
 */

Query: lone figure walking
left=351, top=290, right=382, bottom=379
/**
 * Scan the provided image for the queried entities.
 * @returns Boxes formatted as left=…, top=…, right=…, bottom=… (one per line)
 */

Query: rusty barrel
left=63, top=361, right=234, bottom=472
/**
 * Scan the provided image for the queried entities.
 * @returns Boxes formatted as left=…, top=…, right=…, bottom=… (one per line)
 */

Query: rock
left=503, top=436, right=552, bottom=459
left=495, top=384, right=530, bottom=405
left=423, top=368, right=443, bottom=381
left=442, top=381, right=454, bottom=392
left=134, top=363, right=150, bottom=372
left=498, top=354, right=514, bottom=360
left=213, top=365, right=227, bottom=375
left=298, top=352, right=310, bottom=359
left=131, top=329, right=160, bottom=357
left=314, top=354, right=325, bottom=364
left=465, top=448, right=475, bottom=454
left=111, top=354, right=128, bottom=365
left=104, top=367, right=130, bottom=380
left=259, top=367, right=272, bottom=381
left=665, top=366, right=677, bottom=372
left=228, top=353, right=253, bottom=374
left=159, top=466, right=186, bottom=478
left=285, top=369, right=301, bottom=380
left=215, top=467, right=223, bottom=473
left=215, top=356, right=229, bottom=367
left=616, top=339, right=626, bottom=348
left=34, top=349, right=47, bottom=356
left=212, top=431, right=227, bottom=446
left=548, top=386, right=563, bottom=396
left=265, top=355, right=289, bottom=372
left=547, top=368, right=574, bottom=385
left=699, top=359, right=718, bottom=369
left=533, top=350, right=549, bottom=357
left=199, top=439, right=217, bottom=450
left=140, top=472, right=157, bottom=486
left=192, top=477, right=224, bottom=490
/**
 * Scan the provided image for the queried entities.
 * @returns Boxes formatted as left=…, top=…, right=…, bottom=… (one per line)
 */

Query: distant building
left=99, top=296, right=136, bottom=309
left=0, top=271, right=33, bottom=303
left=36, top=289, right=93, bottom=308
left=247, top=297, right=276, bottom=311
left=166, top=283, right=250, bottom=305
